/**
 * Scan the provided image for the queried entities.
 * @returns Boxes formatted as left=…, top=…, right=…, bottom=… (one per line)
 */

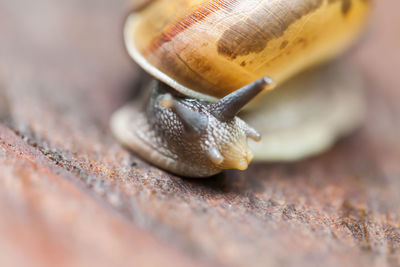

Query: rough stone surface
left=0, top=0, right=400, bottom=266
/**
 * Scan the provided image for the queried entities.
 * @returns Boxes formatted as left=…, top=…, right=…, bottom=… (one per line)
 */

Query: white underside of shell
left=244, top=62, right=365, bottom=161
left=124, top=14, right=219, bottom=103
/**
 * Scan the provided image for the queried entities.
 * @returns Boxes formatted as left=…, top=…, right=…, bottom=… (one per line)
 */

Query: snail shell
left=113, top=0, right=371, bottom=177
left=125, top=0, right=371, bottom=101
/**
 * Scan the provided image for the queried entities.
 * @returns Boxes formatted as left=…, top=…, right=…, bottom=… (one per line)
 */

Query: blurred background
left=0, top=0, right=400, bottom=266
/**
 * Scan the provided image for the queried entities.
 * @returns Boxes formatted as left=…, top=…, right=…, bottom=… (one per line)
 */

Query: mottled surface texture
left=0, top=0, right=399, bottom=266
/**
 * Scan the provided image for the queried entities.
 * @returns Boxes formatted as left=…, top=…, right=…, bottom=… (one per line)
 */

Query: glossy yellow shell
left=125, top=0, right=371, bottom=101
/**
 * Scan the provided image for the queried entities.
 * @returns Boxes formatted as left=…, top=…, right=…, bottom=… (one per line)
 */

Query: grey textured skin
left=111, top=81, right=262, bottom=177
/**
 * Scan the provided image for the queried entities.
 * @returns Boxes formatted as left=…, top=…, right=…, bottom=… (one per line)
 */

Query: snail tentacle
left=207, top=147, right=224, bottom=166
left=168, top=98, right=209, bottom=135
left=245, top=126, right=262, bottom=142
left=210, top=77, right=275, bottom=122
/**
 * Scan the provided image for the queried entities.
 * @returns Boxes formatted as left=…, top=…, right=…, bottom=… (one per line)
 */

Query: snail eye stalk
left=209, top=77, right=275, bottom=122
left=171, top=99, right=209, bottom=135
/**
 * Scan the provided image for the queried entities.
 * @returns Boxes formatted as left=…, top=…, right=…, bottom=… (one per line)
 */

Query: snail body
left=111, top=0, right=371, bottom=177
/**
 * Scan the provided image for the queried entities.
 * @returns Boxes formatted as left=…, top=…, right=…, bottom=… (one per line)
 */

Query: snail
left=111, top=0, right=371, bottom=177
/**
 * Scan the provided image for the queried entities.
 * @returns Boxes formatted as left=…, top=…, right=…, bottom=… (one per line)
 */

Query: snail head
left=144, top=77, right=273, bottom=177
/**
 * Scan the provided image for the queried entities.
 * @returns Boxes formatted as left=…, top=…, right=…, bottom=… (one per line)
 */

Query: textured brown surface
left=1, top=0, right=400, bottom=266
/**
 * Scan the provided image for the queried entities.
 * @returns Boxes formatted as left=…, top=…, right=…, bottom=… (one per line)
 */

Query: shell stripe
left=145, top=0, right=238, bottom=54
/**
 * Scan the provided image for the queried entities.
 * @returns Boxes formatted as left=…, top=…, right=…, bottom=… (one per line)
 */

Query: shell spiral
left=125, top=0, right=371, bottom=101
